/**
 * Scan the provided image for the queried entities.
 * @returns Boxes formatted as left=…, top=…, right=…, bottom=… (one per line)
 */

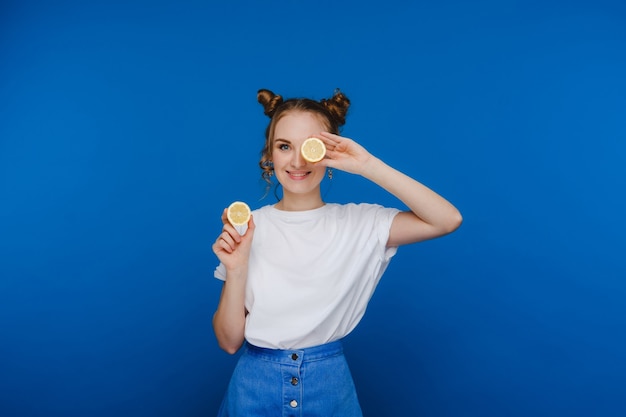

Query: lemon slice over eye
left=227, top=201, right=251, bottom=226
left=301, top=137, right=326, bottom=163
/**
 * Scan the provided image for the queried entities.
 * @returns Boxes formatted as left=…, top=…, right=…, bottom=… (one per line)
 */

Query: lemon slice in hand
left=301, top=137, right=326, bottom=163
left=227, top=201, right=251, bottom=226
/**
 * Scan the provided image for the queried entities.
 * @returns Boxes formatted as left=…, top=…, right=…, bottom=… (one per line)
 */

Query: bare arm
left=319, top=132, right=462, bottom=246
left=362, top=158, right=462, bottom=246
left=211, top=210, right=255, bottom=354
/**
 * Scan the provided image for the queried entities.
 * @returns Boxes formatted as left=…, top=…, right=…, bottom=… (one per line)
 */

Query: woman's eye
left=278, top=144, right=290, bottom=151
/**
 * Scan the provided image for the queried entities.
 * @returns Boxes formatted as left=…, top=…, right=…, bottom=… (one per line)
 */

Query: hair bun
left=257, top=89, right=284, bottom=118
left=321, top=89, right=350, bottom=126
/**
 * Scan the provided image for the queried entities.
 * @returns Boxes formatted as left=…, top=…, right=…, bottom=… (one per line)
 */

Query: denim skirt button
left=217, top=341, right=362, bottom=416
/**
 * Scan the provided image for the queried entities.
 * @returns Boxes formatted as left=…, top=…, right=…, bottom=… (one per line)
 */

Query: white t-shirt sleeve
left=367, top=203, right=401, bottom=262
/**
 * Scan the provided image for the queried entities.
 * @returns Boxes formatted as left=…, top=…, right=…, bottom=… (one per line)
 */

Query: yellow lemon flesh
left=227, top=201, right=251, bottom=226
left=301, top=138, right=326, bottom=163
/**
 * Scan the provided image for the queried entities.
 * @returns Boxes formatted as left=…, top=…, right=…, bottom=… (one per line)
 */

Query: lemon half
left=227, top=201, right=251, bottom=226
left=301, top=137, right=326, bottom=163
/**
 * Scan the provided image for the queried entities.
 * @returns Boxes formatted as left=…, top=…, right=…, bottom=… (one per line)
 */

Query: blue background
left=1, top=1, right=625, bottom=416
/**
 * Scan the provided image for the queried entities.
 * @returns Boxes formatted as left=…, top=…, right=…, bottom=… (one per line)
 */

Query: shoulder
left=326, top=203, right=400, bottom=248
left=326, top=202, right=399, bottom=218
left=251, top=204, right=273, bottom=218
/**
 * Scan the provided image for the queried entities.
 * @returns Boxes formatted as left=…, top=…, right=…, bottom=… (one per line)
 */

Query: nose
left=291, top=146, right=306, bottom=168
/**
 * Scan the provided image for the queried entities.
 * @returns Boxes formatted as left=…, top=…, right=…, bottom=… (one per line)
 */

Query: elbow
left=212, top=313, right=245, bottom=355
left=224, top=347, right=239, bottom=355
left=213, top=324, right=244, bottom=355
left=443, top=210, right=463, bottom=235
left=219, top=341, right=243, bottom=355
left=452, top=211, right=463, bottom=231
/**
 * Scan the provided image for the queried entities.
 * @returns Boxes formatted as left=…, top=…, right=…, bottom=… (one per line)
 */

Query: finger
left=319, top=131, right=344, bottom=143
left=313, top=132, right=341, bottom=151
left=216, top=241, right=233, bottom=254
left=322, top=133, right=353, bottom=154
left=323, top=148, right=346, bottom=161
left=220, top=208, right=229, bottom=225
left=213, top=239, right=233, bottom=255
left=240, top=215, right=256, bottom=241
left=222, top=223, right=242, bottom=243
left=220, top=230, right=237, bottom=248
left=247, top=214, right=256, bottom=232
left=224, top=233, right=241, bottom=253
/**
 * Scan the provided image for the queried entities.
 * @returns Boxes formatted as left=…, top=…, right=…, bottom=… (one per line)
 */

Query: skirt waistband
left=244, top=340, right=343, bottom=365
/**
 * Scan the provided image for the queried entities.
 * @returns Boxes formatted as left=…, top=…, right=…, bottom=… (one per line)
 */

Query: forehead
left=273, top=111, right=329, bottom=139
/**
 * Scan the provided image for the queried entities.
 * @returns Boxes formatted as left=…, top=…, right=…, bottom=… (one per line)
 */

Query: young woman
left=212, top=88, right=462, bottom=416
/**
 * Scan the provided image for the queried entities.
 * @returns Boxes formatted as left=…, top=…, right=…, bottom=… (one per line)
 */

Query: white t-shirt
left=214, top=202, right=400, bottom=350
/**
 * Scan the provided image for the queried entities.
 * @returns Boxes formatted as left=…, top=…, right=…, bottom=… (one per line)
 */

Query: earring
left=327, top=168, right=333, bottom=180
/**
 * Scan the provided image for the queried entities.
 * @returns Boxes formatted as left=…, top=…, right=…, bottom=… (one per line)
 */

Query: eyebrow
left=274, top=138, right=291, bottom=144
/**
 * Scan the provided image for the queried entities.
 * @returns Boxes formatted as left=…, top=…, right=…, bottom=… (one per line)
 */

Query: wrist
left=225, top=263, right=249, bottom=280
left=361, top=156, right=386, bottom=180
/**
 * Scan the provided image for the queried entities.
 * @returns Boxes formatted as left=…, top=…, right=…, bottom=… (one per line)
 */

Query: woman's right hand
left=212, top=209, right=254, bottom=353
left=212, top=208, right=255, bottom=272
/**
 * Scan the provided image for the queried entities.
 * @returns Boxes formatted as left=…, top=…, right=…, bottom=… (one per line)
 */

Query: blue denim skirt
left=217, top=340, right=362, bottom=417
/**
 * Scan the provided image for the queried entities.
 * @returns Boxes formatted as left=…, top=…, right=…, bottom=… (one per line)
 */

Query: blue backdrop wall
left=1, top=1, right=625, bottom=416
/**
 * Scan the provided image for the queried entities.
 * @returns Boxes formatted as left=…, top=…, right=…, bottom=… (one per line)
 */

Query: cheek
left=271, top=152, right=287, bottom=166
left=313, top=165, right=327, bottom=177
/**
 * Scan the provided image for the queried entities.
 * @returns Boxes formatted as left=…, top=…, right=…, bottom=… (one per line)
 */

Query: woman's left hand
left=317, top=132, right=377, bottom=176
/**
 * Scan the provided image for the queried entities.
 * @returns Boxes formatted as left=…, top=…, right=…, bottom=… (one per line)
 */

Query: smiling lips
left=287, top=171, right=311, bottom=180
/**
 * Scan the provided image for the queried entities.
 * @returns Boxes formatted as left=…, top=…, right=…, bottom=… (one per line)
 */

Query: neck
left=275, top=191, right=324, bottom=211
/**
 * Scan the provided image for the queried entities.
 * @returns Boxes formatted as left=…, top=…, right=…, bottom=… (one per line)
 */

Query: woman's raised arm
left=319, top=132, right=462, bottom=246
